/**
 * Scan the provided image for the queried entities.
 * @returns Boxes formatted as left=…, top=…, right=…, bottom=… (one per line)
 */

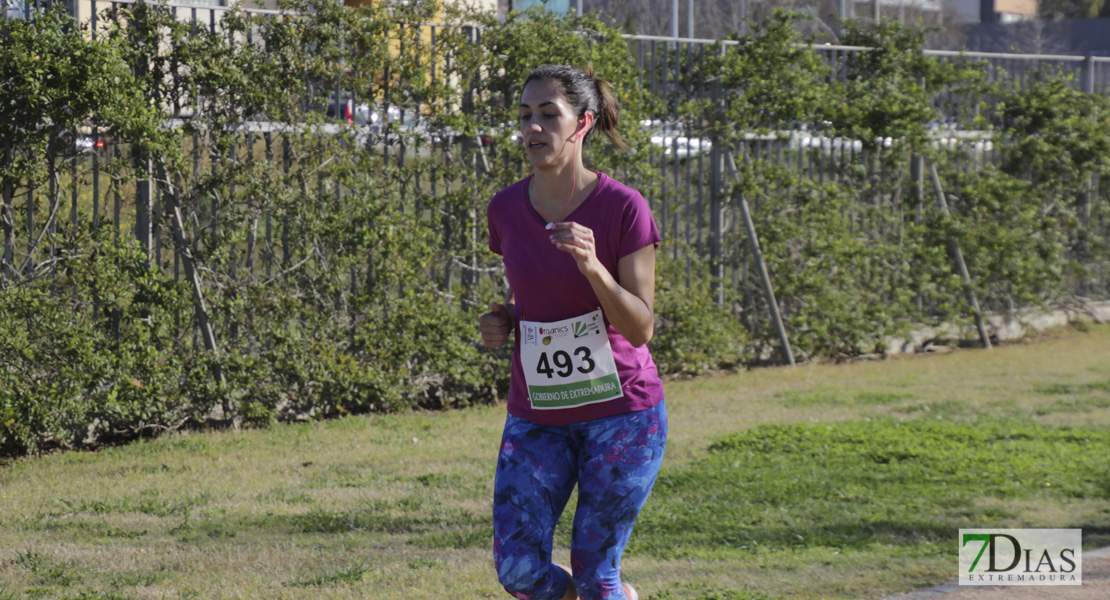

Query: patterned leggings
left=492, top=401, right=667, bottom=600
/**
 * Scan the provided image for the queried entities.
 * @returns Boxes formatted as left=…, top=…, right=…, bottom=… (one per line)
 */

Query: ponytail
left=588, top=69, right=628, bottom=151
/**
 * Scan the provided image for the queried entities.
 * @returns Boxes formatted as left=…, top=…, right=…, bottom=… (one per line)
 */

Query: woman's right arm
left=478, top=294, right=515, bottom=349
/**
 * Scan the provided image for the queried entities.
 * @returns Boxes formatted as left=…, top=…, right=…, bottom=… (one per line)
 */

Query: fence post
left=1078, top=54, right=1096, bottom=298
left=727, top=153, right=795, bottom=366
left=1081, top=53, right=1095, bottom=95
left=158, top=163, right=226, bottom=390
left=929, top=162, right=992, bottom=350
left=135, top=156, right=154, bottom=268
left=709, top=147, right=723, bottom=304
left=131, top=2, right=153, bottom=267
left=840, top=0, right=852, bottom=25
left=459, top=25, right=478, bottom=310
left=910, top=153, right=924, bottom=220
left=707, top=45, right=725, bottom=305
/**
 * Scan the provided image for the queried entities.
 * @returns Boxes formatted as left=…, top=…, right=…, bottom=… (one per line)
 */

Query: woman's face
left=519, top=78, right=584, bottom=169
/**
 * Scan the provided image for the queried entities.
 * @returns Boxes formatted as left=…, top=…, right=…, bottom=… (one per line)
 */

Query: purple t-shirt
left=487, top=172, right=665, bottom=425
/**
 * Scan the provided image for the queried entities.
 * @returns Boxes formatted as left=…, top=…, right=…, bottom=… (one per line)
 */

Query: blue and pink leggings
left=492, top=401, right=668, bottom=600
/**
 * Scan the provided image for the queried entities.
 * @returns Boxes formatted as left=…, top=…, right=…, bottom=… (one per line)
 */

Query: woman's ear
left=573, top=112, right=594, bottom=141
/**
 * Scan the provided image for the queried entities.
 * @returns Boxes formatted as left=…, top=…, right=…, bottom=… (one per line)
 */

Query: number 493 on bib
left=519, top=309, right=624, bottom=410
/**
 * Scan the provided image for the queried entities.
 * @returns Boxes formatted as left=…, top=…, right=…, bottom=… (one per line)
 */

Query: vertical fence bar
left=172, top=171, right=181, bottom=282
left=71, top=146, right=79, bottom=229
left=46, top=161, right=55, bottom=281
left=210, top=141, right=219, bottom=245
left=92, top=130, right=101, bottom=231
left=134, top=163, right=153, bottom=264
left=28, top=162, right=37, bottom=264
left=112, top=146, right=121, bottom=244
left=246, top=131, right=256, bottom=278
left=1, top=138, right=12, bottom=282
left=708, top=64, right=724, bottom=305
left=264, top=131, right=274, bottom=281
left=281, top=135, right=291, bottom=269
left=228, top=135, right=238, bottom=281
left=154, top=160, right=163, bottom=268
left=636, top=39, right=644, bottom=90
left=681, top=45, right=692, bottom=266
left=1081, top=54, right=1095, bottom=95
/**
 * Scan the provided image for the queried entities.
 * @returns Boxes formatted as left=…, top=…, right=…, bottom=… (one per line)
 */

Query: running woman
left=478, top=64, right=667, bottom=600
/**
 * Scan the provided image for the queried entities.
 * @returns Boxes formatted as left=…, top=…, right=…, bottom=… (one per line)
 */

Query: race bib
left=519, top=309, right=624, bottom=410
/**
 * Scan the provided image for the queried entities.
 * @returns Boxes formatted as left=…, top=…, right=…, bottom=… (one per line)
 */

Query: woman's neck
left=530, top=163, right=599, bottom=222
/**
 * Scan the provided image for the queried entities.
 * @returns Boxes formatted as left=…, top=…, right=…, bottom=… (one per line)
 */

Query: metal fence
left=3, top=0, right=1109, bottom=353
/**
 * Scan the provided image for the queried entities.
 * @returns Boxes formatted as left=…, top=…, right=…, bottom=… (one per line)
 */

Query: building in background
left=21, top=0, right=1108, bottom=57
left=979, top=0, right=1037, bottom=22
left=965, top=17, right=1110, bottom=54
left=504, top=0, right=570, bottom=15
left=344, top=0, right=499, bottom=12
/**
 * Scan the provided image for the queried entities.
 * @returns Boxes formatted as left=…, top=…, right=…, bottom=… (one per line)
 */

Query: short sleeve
left=487, top=201, right=502, bottom=256
left=618, top=191, right=661, bottom=259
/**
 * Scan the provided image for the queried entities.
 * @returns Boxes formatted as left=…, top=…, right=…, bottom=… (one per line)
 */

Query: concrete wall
left=882, top=300, right=1110, bottom=357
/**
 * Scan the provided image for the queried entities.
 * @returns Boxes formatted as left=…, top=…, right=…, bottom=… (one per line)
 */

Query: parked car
left=365, top=107, right=502, bottom=152
left=325, top=95, right=355, bottom=124
left=5, top=0, right=27, bottom=19
left=75, top=135, right=106, bottom=154
left=57, top=130, right=109, bottom=156
left=318, top=95, right=502, bottom=159
left=322, top=95, right=421, bottom=132
left=640, top=119, right=712, bottom=159
left=788, top=132, right=865, bottom=153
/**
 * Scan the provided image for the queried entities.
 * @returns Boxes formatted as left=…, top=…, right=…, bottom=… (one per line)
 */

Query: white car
left=641, top=120, right=713, bottom=159
left=5, top=0, right=26, bottom=19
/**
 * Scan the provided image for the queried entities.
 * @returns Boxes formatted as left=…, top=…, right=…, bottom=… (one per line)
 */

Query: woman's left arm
left=548, top=222, right=656, bottom=347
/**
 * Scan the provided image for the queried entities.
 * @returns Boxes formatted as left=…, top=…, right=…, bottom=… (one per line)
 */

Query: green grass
left=289, top=564, right=368, bottom=587
left=775, top=388, right=917, bottom=408
left=0, top=324, right=1108, bottom=600
left=640, top=418, right=1109, bottom=558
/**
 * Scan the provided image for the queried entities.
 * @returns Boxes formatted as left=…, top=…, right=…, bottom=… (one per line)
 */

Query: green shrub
left=652, top=253, right=750, bottom=376
left=1, top=3, right=1107, bottom=456
left=0, top=231, right=209, bottom=454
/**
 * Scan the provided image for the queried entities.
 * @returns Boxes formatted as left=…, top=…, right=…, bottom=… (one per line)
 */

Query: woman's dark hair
left=522, top=64, right=628, bottom=151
